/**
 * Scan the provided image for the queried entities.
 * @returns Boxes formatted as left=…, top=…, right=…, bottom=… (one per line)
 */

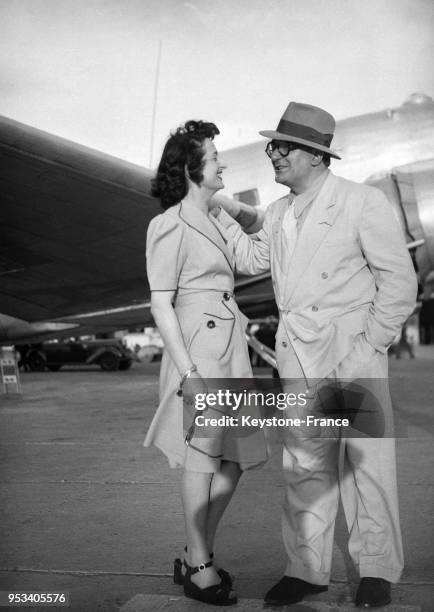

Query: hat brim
left=259, top=130, right=341, bottom=160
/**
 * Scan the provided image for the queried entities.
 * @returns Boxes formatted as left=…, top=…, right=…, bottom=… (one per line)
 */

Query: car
left=18, top=339, right=137, bottom=372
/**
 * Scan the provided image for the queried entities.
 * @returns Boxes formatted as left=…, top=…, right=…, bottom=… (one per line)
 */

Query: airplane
left=1, top=93, right=433, bottom=348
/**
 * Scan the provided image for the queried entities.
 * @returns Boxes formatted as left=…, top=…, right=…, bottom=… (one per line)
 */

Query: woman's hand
left=209, top=204, right=222, bottom=218
left=182, top=371, right=208, bottom=407
left=213, top=197, right=241, bottom=219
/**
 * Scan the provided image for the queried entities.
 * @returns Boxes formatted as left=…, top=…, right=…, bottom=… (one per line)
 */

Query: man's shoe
left=264, top=576, right=328, bottom=605
left=355, top=577, right=391, bottom=608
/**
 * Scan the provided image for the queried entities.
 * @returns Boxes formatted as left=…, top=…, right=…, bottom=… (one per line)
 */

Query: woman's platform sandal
left=183, top=559, right=237, bottom=606
left=174, top=551, right=233, bottom=587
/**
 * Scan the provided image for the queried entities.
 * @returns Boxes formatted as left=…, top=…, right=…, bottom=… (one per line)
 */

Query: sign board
left=1, top=347, right=22, bottom=397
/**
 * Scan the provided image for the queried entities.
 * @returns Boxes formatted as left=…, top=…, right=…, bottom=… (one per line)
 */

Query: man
left=217, top=102, right=417, bottom=607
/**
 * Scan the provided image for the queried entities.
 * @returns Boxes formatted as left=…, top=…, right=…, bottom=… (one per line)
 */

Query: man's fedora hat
left=260, top=102, right=341, bottom=159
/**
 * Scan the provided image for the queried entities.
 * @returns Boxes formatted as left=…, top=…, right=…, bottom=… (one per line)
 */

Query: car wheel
left=99, top=352, right=120, bottom=371
left=118, top=360, right=132, bottom=370
left=27, top=351, right=47, bottom=372
left=47, top=365, right=62, bottom=372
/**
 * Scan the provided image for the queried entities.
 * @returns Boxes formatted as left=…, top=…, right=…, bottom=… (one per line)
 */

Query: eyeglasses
left=265, top=140, right=300, bottom=158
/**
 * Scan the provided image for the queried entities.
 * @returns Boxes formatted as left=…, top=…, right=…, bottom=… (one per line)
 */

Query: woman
left=145, top=120, right=267, bottom=606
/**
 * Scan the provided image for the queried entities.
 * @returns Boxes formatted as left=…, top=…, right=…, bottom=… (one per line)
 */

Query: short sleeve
left=146, top=213, right=185, bottom=291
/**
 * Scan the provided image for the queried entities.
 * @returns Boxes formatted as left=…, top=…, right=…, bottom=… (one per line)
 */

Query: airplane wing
left=0, top=115, right=274, bottom=344
left=0, top=115, right=160, bottom=342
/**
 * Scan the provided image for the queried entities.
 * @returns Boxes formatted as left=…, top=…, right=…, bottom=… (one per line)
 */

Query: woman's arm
left=215, top=207, right=271, bottom=275
left=151, top=291, right=194, bottom=375
left=210, top=196, right=264, bottom=234
left=147, top=214, right=206, bottom=400
left=151, top=291, right=206, bottom=401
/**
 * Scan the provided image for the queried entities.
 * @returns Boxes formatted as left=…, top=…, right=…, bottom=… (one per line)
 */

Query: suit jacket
left=218, top=171, right=418, bottom=379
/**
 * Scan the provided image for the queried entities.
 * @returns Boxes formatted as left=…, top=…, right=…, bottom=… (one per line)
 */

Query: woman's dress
left=144, top=201, right=268, bottom=472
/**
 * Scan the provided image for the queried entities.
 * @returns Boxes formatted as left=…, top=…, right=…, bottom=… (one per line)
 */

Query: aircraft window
left=234, top=188, right=260, bottom=207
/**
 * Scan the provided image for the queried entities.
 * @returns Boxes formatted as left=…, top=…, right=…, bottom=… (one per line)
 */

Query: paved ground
left=0, top=348, right=433, bottom=611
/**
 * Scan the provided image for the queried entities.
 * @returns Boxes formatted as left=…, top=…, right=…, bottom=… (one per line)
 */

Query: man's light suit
left=218, top=170, right=417, bottom=585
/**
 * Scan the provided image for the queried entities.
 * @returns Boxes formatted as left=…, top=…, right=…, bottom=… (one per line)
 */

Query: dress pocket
left=188, top=305, right=235, bottom=361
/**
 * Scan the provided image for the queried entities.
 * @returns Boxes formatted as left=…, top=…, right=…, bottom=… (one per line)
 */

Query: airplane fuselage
left=220, top=93, right=434, bottom=207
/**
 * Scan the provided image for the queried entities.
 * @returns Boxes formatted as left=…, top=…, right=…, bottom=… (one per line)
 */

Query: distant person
left=144, top=120, right=267, bottom=607
left=395, top=322, right=415, bottom=359
left=216, top=102, right=418, bottom=607
left=15, top=344, right=30, bottom=371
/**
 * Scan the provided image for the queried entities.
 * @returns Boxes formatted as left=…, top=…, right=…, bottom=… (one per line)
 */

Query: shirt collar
left=291, top=170, right=329, bottom=218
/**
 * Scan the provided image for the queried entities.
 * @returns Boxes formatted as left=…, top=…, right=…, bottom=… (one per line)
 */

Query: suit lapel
left=179, top=202, right=233, bottom=269
left=271, top=197, right=292, bottom=267
left=284, top=173, right=340, bottom=303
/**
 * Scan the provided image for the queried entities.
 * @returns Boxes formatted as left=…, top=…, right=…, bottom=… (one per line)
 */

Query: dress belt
left=175, top=289, right=234, bottom=307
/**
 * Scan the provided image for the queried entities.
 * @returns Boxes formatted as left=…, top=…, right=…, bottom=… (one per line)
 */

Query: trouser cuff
left=285, top=560, right=330, bottom=586
left=359, top=562, right=403, bottom=584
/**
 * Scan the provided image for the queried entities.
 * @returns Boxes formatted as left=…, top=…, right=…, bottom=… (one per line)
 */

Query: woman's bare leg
left=206, top=461, right=242, bottom=559
left=181, top=469, right=220, bottom=588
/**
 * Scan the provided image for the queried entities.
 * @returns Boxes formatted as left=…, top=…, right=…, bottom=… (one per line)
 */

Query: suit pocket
left=188, top=307, right=235, bottom=361
left=338, top=333, right=379, bottom=379
left=353, top=333, right=377, bottom=360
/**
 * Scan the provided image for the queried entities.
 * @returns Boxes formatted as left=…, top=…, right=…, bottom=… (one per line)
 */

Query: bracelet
left=176, top=364, right=197, bottom=397
left=180, top=364, right=197, bottom=386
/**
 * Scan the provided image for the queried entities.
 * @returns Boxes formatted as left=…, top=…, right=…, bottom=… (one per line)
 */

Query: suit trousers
left=275, top=327, right=404, bottom=585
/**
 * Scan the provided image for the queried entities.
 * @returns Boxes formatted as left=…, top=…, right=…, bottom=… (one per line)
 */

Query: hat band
left=276, top=119, right=333, bottom=147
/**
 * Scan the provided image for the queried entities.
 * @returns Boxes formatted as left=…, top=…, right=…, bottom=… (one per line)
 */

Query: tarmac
left=0, top=348, right=433, bottom=612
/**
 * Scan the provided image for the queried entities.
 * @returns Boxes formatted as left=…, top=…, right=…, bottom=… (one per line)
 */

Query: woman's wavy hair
left=152, top=120, right=220, bottom=209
